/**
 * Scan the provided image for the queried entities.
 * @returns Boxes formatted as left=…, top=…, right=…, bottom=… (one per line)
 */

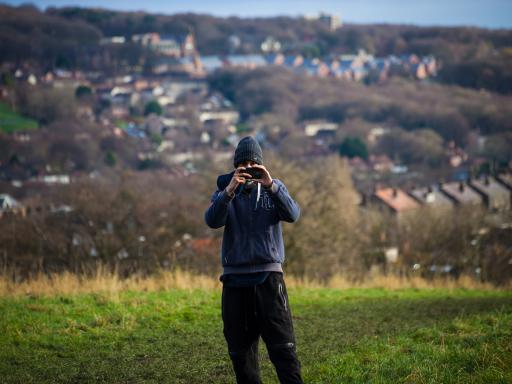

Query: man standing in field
left=204, top=136, right=303, bottom=384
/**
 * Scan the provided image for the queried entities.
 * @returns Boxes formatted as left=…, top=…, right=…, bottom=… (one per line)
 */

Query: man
left=204, top=136, right=303, bottom=384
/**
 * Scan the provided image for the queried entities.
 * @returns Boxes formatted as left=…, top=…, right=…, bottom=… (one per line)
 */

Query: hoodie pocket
left=250, top=230, right=278, bottom=264
left=222, top=231, right=244, bottom=265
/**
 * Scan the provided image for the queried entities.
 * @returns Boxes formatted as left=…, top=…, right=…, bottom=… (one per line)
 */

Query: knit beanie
left=233, top=136, right=263, bottom=167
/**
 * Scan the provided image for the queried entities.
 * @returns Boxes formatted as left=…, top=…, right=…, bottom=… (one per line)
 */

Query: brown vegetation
left=1, top=154, right=510, bottom=285
left=0, top=265, right=504, bottom=298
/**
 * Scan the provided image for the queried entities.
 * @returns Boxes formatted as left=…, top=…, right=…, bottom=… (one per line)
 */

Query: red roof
left=374, top=188, right=420, bottom=212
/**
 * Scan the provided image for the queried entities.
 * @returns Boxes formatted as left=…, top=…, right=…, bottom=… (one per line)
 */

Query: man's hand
left=251, top=164, right=273, bottom=188
left=225, top=167, right=252, bottom=196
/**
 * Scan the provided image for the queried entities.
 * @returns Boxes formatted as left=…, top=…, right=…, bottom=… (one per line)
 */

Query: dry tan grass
left=285, top=273, right=503, bottom=290
left=0, top=266, right=508, bottom=297
left=0, top=266, right=220, bottom=297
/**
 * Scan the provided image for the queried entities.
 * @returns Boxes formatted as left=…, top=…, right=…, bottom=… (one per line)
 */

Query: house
left=132, top=33, right=160, bottom=46
left=366, top=126, right=389, bottom=145
left=0, top=194, right=19, bottom=210
left=176, top=55, right=203, bottom=76
left=317, top=12, right=343, bottom=30
left=399, top=54, right=421, bottom=65
left=446, top=141, right=468, bottom=167
left=261, top=36, right=282, bottom=53
left=225, top=55, right=267, bottom=69
left=368, top=155, right=394, bottom=173
left=303, top=120, right=338, bottom=137
left=469, top=176, right=511, bottom=211
left=422, top=56, right=437, bottom=76
left=199, top=56, right=224, bottom=73
left=100, top=36, right=126, bottom=45
left=132, top=32, right=196, bottom=57
left=497, top=173, right=512, bottom=191
left=366, top=59, right=390, bottom=82
left=0, top=194, right=25, bottom=218
left=283, top=55, right=304, bottom=68
left=199, top=110, right=239, bottom=125
left=352, top=67, right=368, bottom=81
left=298, top=59, right=330, bottom=77
left=411, top=62, right=428, bottom=80
left=370, top=187, right=420, bottom=215
left=36, top=175, right=71, bottom=185
left=201, top=93, right=233, bottom=111
left=265, top=53, right=285, bottom=66
left=440, top=181, right=484, bottom=206
left=199, top=94, right=239, bottom=124
left=326, top=59, right=340, bottom=73
left=409, top=185, right=454, bottom=209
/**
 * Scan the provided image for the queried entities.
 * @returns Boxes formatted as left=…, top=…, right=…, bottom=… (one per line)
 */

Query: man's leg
left=256, top=273, right=304, bottom=384
left=222, top=284, right=262, bottom=384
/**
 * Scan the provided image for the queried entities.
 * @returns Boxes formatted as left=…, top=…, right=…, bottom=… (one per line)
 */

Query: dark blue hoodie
left=204, top=170, right=300, bottom=274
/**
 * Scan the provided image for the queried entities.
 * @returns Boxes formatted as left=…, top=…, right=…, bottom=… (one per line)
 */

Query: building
left=303, top=120, right=338, bottom=137
left=368, top=155, right=395, bottom=173
left=318, top=12, right=342, bottom=30
left=469, top=176, right=511, bottom=211
left=440, top=181, right=484, bottom=206
left=261, top=36, right=282, bottom=53
left=225, top=55, right=267, bottom=69
left=409, top=186, right=454, bottom=210
left=0, top=194, right=25, bottom=218
left=370, top=187, right=420, bottom=216
left=132, top=33, right=196, bottom=58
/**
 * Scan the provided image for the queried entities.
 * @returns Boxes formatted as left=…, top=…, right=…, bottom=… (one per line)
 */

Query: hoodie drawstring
left=255, top=182, right=261, bottom=210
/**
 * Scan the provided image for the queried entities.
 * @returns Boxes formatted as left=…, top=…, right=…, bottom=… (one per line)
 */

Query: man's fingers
left=251, top=164, right=270, bottom=177
left=252, top=164, right=268, bottom=172
left=234, top=171, right=252, bottom=179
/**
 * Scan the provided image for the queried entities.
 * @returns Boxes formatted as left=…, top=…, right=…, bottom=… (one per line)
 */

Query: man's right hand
left=225, top=167, right=252, bottom=196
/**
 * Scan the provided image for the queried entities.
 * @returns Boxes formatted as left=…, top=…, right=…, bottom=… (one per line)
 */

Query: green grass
left=0, top=102, right=38, bottom=133
left=1, top=288, right=511, bottom=383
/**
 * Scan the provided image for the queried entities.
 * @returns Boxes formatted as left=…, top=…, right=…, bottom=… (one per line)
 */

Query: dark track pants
left=221, top=272, right=303, bottom=384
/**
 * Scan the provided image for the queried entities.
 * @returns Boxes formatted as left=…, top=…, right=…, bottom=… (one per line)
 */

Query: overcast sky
left=3, top=0, right=512, bottom=29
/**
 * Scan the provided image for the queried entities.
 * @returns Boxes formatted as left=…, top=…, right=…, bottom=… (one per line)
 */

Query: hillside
left=1, top=4, right=511, bottom=93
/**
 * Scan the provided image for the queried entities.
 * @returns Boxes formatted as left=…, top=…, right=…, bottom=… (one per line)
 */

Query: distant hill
left=1, top=4, right=512, bottom=93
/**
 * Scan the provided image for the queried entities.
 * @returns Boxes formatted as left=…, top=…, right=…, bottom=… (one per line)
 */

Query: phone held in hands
left=244, top=167, right=262, bottom=181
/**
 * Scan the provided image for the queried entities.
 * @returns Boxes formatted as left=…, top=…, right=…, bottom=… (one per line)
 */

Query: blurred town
left=0, top=5, right=511, bottom=284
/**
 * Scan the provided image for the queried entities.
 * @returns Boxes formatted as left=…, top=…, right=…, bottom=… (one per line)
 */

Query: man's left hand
left=251, top=164, right=273, bottom=188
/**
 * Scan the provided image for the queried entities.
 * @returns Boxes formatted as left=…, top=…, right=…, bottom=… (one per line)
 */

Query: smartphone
left=244, top=167, right=262, bottom=180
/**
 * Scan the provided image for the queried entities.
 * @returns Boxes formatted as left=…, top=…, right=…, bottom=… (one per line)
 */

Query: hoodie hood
left=217, top=171, right=235, bottom=191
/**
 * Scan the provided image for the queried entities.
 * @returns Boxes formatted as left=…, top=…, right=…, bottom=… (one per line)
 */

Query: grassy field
left=0, top=102, right=38, bottom=133
left=1, top=287, right=511, bottom=383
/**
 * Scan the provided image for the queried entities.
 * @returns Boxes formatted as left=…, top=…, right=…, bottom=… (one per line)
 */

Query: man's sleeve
left=204, top=189, right=234, bottom=228
left=267, top=179, right=300, bottom=223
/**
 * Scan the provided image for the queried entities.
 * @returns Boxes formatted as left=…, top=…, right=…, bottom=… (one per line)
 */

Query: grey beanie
left=233, top=136, right=263, bottom=167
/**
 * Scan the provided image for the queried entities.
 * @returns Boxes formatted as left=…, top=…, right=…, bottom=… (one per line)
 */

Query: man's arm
left=266, top=179, right=300, bottom=223
left=204, top=189, right=234, bottom=229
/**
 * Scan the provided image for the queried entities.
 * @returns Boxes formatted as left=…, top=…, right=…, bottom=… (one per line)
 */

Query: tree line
left=1, top=155, right=510, bottom=285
